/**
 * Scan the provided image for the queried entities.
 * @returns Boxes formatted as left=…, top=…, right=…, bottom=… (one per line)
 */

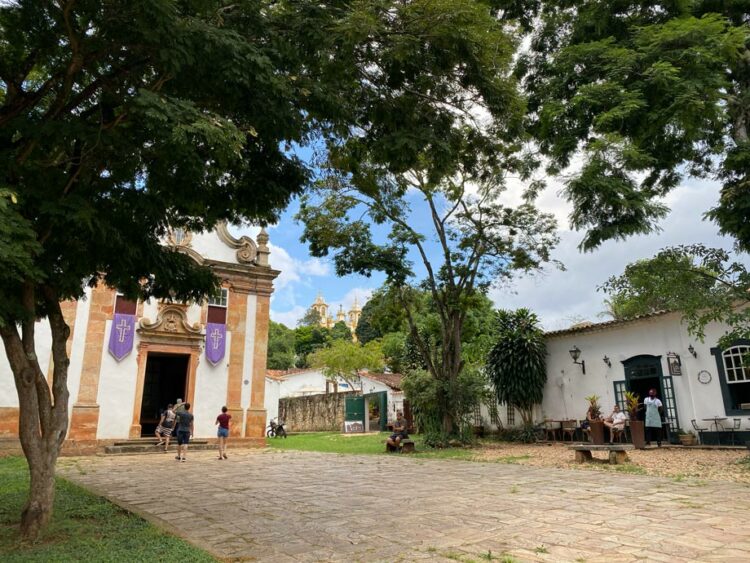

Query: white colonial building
left=539, top=311, right=750, bottom=441
left=264, top=368, right=405, bottom=429
left=0, top=224, right=278, bottom=446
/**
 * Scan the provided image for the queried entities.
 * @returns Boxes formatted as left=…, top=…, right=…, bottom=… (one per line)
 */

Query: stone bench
left=569, top=444, right=634, bottom=465
left=386, top=439, right=415, bottom=454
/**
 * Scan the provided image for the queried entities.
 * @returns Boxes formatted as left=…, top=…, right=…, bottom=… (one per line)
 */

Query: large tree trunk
left=21, top=449, right=57, bottom=539
left=0, top=283, right=70, bottom=541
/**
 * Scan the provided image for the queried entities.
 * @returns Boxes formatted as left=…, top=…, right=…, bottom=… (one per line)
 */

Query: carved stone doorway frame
left=128, top=304, right=204, bottom=438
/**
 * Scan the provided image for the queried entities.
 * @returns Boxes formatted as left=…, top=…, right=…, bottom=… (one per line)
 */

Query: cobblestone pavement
left=59, top=449, right=750, bottom=562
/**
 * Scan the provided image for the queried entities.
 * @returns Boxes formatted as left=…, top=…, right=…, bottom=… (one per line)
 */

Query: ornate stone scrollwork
left=215, top=221, right=261, bottom=264
left=138, top=303, right=204, bottom=345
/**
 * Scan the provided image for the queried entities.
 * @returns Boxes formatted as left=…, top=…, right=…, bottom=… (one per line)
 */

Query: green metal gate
left=345, top=396, right=365, bottom=422
left=363, top=391, right=388, bottom=432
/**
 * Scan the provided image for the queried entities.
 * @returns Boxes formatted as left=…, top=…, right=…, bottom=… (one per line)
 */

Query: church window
left=721, top=345, right=750, bottom=409
left=172, top=228, right=187, bottom=245
left=207, top=288, right=228, bottom=324
left=208, top=288, right=228, bottom=308
left=114, top=294, right=137, bottom=315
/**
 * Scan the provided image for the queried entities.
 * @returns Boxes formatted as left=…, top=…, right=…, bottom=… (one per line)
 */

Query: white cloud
left=267, top=244, right=331, bottom=290
left=326, top=287, right=375, bottom=315
left=270, top=305, right=308, bottom=328
left=492, top=176, right=738, bottom=331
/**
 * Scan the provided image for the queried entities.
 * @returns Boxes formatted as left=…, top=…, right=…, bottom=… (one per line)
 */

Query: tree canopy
left=308, top=339, right=384, bottom=390
left=601, top=244, right=750, bottom=347
left=330, top=320, right=352, bottom=342
left=267, top=321, right=296, bottom=370
left=297, top=0, right=559, bottom=436
left=520, top=1, right=750, bottom=251
left=2, top=0, right=539, bottom=538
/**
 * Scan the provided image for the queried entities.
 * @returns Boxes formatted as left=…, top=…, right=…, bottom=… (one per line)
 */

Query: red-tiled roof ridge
left=545, top=310, right=673, bottom=338
left=358, top=371, right=403, bottom=390
left=265, top=368, right=319, bottom=380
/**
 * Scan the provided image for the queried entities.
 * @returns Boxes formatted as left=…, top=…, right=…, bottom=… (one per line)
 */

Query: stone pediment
left=137, top=303, right=204, bottom=347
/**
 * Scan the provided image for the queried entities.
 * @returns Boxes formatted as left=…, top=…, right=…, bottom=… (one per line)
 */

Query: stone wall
left=279, top=392, right=356, bottom=432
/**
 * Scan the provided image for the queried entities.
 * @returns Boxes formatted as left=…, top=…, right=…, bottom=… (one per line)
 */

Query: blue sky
left=235, top=161, right=743, bottom=331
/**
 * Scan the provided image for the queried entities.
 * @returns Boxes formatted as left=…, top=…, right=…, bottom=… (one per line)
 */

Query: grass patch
left=0, top=457, right=215, bottom=562
left=266, top=431, right=476, bottom=460
left=495, top=455, right=531, bottom=464
left=609, top=463, right=647, bottom=475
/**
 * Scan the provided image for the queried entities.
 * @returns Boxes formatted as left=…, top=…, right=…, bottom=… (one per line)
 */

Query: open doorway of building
left=622, top=354, right=679, bottom=442
left=139, top=353, right=189, bottom=436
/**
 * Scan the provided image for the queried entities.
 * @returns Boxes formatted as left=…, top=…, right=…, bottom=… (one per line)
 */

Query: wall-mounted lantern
left=688, top=344, right=697, bottom=358
left=603, top=355, right=611, bottom=367
left=569, top=345, right=586, bottom=374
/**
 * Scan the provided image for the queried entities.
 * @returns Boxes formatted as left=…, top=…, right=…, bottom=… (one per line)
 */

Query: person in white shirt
left=604, top=404, right=628, bottom=443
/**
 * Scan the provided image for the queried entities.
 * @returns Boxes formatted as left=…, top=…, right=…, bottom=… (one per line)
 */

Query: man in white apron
left=644, top=388, right=663, bottom=447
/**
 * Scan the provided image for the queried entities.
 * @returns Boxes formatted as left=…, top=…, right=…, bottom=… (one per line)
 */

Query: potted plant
left=676, top=429, right=696, bottom=446
left=585, top=394, right=605, bottom=445
left=625, top=391, right=645, bottom=449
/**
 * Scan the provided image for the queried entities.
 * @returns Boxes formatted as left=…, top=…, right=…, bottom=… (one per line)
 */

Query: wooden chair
left=610, top=426, right=626, bottom=443
left=561, top=419, right=577, bottom=442
left=544, top=420, right=560, bottom=441
left=730, top=418, right=741, bottom=445
left=580, top=420, right=591, bottom=442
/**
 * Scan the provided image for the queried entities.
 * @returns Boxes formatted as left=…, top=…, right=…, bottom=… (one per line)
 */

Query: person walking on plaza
left=644, top=388, right=663, bottom=447
left=155, top=403, right=176, bottom=452
left=175, top=402, right=194, bottom=462
left=215, top=406, right=231, bottom=460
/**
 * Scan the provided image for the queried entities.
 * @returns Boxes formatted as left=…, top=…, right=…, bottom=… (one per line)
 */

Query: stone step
left=112, top=438, right=210, bottom=446
left=104, top=442, right=217, bottom=455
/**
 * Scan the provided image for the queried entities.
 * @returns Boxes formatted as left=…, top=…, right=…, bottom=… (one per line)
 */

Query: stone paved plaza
left=59, top=449, right=750, bottom=562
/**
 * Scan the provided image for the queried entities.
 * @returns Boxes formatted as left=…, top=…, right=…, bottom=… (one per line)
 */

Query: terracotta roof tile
left=265, top=368, right=318, bottom=380
left=359, top=372, right=403, bottom=390
left=544, top=310, right=673, bottom=338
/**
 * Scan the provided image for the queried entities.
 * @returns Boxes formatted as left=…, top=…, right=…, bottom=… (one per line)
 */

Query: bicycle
left=266, top=418, right=287, bottom=438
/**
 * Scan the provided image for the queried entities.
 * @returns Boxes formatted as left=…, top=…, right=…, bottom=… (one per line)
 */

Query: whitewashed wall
left=192, top=332, right=231, bottom=438
left=190, top=231, right=237, bottom=264
left=541, top=312, right=733, bottom=429
left=264, top=378, right=280, bottom=425
left=96, top=317, right=140, bottom=439
left=276, top=370, right=336, bottom=397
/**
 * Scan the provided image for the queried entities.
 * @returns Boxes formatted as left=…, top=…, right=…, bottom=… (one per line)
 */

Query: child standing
left=215, top=406, right=231, bottom=460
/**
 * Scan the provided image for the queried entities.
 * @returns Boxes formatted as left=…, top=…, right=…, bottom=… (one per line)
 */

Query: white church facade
left=0, top=224, right=277, bottom=447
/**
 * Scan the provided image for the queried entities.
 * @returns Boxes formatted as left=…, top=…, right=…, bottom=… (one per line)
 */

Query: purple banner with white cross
left=205, top=322, right=226, bottom=365
left=108, top=313, right=136, bottom=361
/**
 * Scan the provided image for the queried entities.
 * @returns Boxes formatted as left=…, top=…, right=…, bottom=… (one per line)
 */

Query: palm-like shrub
left=486, top=309, right=547, bottom=426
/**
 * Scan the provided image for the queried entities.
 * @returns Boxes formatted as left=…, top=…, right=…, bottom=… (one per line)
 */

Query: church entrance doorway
left=139, top=353, right=189, bottom=436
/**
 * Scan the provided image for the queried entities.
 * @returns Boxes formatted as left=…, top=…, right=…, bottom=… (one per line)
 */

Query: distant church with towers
left=310, top=293, right=363, bottom=338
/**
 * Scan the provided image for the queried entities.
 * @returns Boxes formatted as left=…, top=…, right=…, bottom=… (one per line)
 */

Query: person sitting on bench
left=387, top=411, right=409, bottom=450
left=603, top=404, right=628, bottom=442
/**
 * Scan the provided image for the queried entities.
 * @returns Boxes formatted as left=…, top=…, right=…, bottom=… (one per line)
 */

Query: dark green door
left=345, top=396, right=365, bottom=422
left=622, top=355, right=680, bottom=439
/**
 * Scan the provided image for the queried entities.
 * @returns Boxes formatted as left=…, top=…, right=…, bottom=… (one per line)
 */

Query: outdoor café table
left=703, top=417, right=728, bottom=431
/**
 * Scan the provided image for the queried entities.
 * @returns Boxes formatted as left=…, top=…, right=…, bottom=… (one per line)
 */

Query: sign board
left=344, top=421, right=365, bottom=433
